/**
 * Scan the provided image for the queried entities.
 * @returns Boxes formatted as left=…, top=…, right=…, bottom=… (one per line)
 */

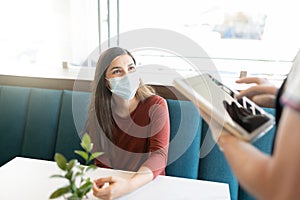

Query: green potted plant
left=49, top=133, right=103, bottom=200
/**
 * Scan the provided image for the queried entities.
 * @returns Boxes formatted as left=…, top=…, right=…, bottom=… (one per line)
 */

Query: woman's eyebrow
left=128, top=63, right=135, bottom=66
left=109, top=66, right=121, bottom=71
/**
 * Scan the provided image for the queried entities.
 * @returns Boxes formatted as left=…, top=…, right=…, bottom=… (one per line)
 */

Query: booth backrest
left=0, top=85, right=276, bottom=200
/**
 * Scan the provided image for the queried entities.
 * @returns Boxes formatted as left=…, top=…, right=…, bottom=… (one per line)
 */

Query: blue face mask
left=108, top=71, right=140, bottom=100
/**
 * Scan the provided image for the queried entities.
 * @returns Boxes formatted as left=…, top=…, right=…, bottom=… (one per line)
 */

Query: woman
left=85, top=47, right=170, bottom=200
left=201, top=50, right=300, bottom=200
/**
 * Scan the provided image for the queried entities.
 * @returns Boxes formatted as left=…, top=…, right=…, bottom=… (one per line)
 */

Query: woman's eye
left=128, top=66, right=136, bottom=71
left=112, top=69, right=122, bottom=74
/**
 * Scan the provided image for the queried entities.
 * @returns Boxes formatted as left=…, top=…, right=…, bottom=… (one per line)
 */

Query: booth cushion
left=55, top=90, right=91, bottom=162
left=0, top=86, right=31, bottom=165
left=0, top=85, right=277, bottom=200
left=166, top=99, right=202, bottom=179
left=21, top=88, right=63, bottom=160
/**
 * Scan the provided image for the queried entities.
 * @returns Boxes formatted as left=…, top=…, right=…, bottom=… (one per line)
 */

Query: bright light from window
left=117, top=0, right=299, bottom=81
left=120, top=0, right=300, bottom=61
left=0, top=0, right=98, bottom=69
left=0, top=0, right=299, bottom=80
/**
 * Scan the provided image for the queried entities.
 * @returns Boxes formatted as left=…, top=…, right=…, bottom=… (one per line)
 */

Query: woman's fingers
left=93, top=176, right=114, bottom=191
left=236, top=85, right=277, bottom=100
left=93, top=179, right=113, bottom=200
left=95, top=176, right=115, bottom=183
left=252, top=94, right=276, bottom=108
left=235, top=76, right=277, bottom=108
left=236, top=77, right=268, bottom=85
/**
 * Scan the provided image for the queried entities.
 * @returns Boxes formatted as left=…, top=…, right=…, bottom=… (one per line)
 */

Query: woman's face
left=105, top=54, right=136, bottom=79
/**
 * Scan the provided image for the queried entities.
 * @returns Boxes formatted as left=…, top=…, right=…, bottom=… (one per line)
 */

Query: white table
left=0, top=157, right=230, bottom=200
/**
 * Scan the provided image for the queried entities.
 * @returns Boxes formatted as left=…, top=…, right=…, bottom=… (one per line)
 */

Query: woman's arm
left=93, top=166, right=153, bottom=200
left=215, top=106, right=300, bottom=200
left=142, top=97, right=170, bottom=177
left=93, top=97, right=170, bottom=199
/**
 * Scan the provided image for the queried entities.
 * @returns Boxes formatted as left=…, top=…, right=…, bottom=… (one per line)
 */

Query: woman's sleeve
left=281, top=52, right=300, bottom=112
left=142, top=97, right=170, bottom=178
left=94, top=155, right=112, bottom=169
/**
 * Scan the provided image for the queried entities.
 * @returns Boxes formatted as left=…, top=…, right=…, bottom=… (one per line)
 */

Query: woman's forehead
left=108, top=54, right=133, bottom=69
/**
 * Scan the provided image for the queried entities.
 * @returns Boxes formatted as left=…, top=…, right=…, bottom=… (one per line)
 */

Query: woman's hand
left=93, top=176, right=132, bottom=200
left=235, top=77, right=278, bottom=108
left=93, top=166, right=153, bottom=200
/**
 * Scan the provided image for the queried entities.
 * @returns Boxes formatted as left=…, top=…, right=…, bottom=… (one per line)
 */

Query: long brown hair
left=85, top=47, right=155, bottom=149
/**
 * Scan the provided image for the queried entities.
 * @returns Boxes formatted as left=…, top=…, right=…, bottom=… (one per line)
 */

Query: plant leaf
left=65, top=170, right=73, bottom=180
left=54, top=153, right=67, bottom=170
left=73, top=171, right=83, bottom=182
left=78, top=179, right=93, bottom=196
left=67, top=159, right=77, bottom=170
left=88, top=152, right=104, bottom=163
left=71, top=182, right=77, bottom=195
left=50, top=174, right=66, bottom=179
left=68, top=195, right=82, bottom=200
left=77, top=165, right=85, bottom=171
left=90, top=143, right=94, bottom=152
left=49, top=186, right=71, bottom=199
left=81, top=133, right=92, bottom=152
left=74, top=150, right=88, bottom=161
left=85, top=165, right=97, bottom=172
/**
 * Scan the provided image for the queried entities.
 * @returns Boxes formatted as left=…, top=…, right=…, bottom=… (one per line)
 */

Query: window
left=0, top=0, right=99, bottom=69
left=0, top=0, right=299, bottom=84
left=117, top=0, right=299, bottom=84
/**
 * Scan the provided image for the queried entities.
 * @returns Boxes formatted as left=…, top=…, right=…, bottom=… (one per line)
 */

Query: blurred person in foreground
left=200, top=50, right=300, bottom=200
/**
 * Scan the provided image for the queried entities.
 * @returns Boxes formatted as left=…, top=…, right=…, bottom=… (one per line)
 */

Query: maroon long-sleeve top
left=95, top=95, right=170, bottom=178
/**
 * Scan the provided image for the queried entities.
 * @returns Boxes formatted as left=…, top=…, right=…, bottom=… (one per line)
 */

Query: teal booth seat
left=21, top=88, right=62, bottom=160
left=166, top=99, right=202, bottom=179
left=54, top=90, right=91, bottom=163
left=0, top=86, right=31, bottom=165
left=0, top=85, right=276, bottom=200
left=199, top=121, right=239, bottom=200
